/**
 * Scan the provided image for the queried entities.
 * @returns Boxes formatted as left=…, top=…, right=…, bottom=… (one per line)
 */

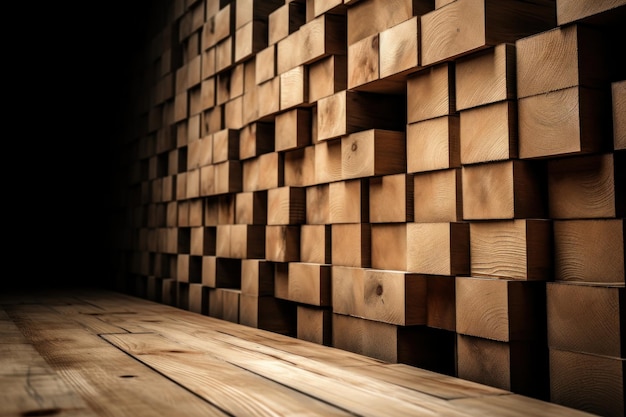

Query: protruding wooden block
left=332, top=265, right=365, bottom=317
left=284, top=145, right=316, bottom=187
left=235, top=190, right=267, bottom=225
left=463, top=160, right=546, bottom=220
left=406, top=116, right=460, bottom=173
left=346, top=0, right=417, bottom=45
left=406, top=222, right=470, bottom=276
left=241, top=259, right=275, bottom=296
left=518, top=86, right=611, bottom=159
left=379, top=16, right=420, bottom=79
left=549, top=348, right=625, bottom=417
left=407, top=63, right=454, bottom=124
left=557, top=0, right=626, bottom=25
left=347, top=33, right=380, bottom=90
left=202, top=47, right=216, bottom=79
left=255, top=45, right=276, bottom=84
left=329, top=179, right=369, bottom=224
left=297, top=305, right=332, bottom=345
left=332, top=223, right=371, bottom=268
left=235, top=20, right=268, bottom=63
left=215, top=37, right=233, bottom=73
left=306, top=184, right=330, bottom=224
left=212, top=129, right=239, bottom=163
left=614, top=80, right=626, bottom=150
left=235, top=0, right=284, bottom=29
left=420, top=0, right=555, bottom=66
left=269, top=2, right=306, bottom=46
left=214, top=160, right=242, bottom=194
left=371, top=224, right=407, bottom=271
left=177, top=254, right=202, bottom=283
left=455, top=43, right=516, bottom=110
left=208, top=287, right=223, bottom=319
left=240, top=294, right=297, bottom=335
left=280, top=262, right=331, bottom=306
left=257, top=77, right=281, bottom=119
left=314, top=138, right=342, bottom=183
left=200, top=165, right=216, bottom=196
left=239, top=122, right=274, bottom=160
left=267, top=186, right=306, bottom=225
left=217, top=194, right=236, bottom=225
left=369, top=174, right=413, bottom=223
left=220, top=288, right=241, bottom=323
left=554, top=219, right=625, bottom=283
left=280, top=66, right=309, bottom=110
left=202, top=256, right=241, bottom=288
left=186, top=169, right=201, bottom=199
left=204, top=5, right=233, bottom=49
left=460, top=101, right=517, bottom=164
left=189, top=200, right=204, bottom=227
left=300, top=224, right=331, bottom=264
left=413, top=169, right=462, bottom=223
left=224, top=96, right=243, bottom=129
left=275, top=108, right=311, bottom=152
left=548, top=153, right=624, bottom=219
left=470, top=219, right=552, bottom=281
left=230, top=224, right=266, bottom=259
left=308, top=55, right=347, bottom=102
left=202, top=106, right=223, bottom=135
left=188, top=283, right=207, bottom=314
left=265, top=225, right=300, bottom=262
left=342, top=129, right=406, bottom=180
left=190, top=226, right=216, bottom=256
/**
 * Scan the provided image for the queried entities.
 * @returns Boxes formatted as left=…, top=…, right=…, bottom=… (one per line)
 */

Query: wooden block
left=379, top=16, right=420, bottom=79
left=215, top=36, right=233, bottom=72
left=548, top=153, right=624, bottom=219
left=407, top=116, right=460, bottom=173
left=202, top=256, right=241, bottom=288
left=554, top=219, right=625, bottom=284
left=406, top=222, right=469, bottom=276
left=212, top=129, right=239, bottom=162
left=306, top=184, right=330, bottom=224
left=332, top=265, right=365, bottom=317
left=188, top=55, right=202, bottom=89
left=235, top=0, right=284, bottom=29
left=186, top=169, right=201, bottom=199
left=307, top=0, right=345, bottom=19
left=614, top=80, right=626, bottom=150
left=190, top=226, right=216, bottom=256
left=300, top=224, right=331, bottom=264
left=457, top=334, right=549, bottom=399
left=369, top=174, right=413, bottom=223
left=420, top=0, right=555, bottom=66
left=331, top=223, right=370, bottom=267
left=188, top=283, right=207, bottom=314
left=257, top=77, right=280, bottom=119
left=199, top=165, right=216, bottom=196
left=174, top=92, right=188, bottom=123
left=265, top=225, right=300, bottom=262
left=189, top=200, right=204, bottom=227
left=549, top=348, right=625, bottom=417
left=456, top=277, right=546, bottom=342
left=239, top=122, right=274, bottom=160
left=241, top=259, right=274, bottom=296
left=518, top=86, right=611, bottom=159
left=342, top=129, right=406, bottom=180
left=277, top=14, right=346, bottom=74
left=275, top=108, right=312, bottom=152
left=255, top=45, right=276, bottom=84
left=235, top=190, right=267, bottom=225
left=202, top=47, right=216, bottom=79
left=463, top=160, right=546, bottom=220
left=297, top=305, right=332, bottom=345
left=217, top=194, right=236, bottom=225
left=267, top=186, right=306, bottom=225
left=470, top=219, right=552, bottom=281
left=220, top=288, right=241, bottom=323
left=308, top=55, right=347, bottom=102
left=347, top=33, right=380, bottom=90
left=407, top=63, right=454, bottom=124
left=188, top=135, right=211, bottom=169
left=413, top=169, right=462, bottom=223
left=455, top=43, right=515, bottom=110
left=202, top=106, right=223, bottom=135
left=162, top=278, right=177, bottom=306
left=235, top=20, right=268, bottom=63
left=230, top=224, right=266, bottom=258
left=284, top=145, right=316, bottom=187
left=204, top=5, right=233, bottom=48
left=280, top=263, right=331, bottom=306
left=214, top=160, right=242, bottom=194
left=516, top=24, right=609, bottom=99
left=547, top=283, right=624, bottom=357
left=243, top=85, right=260, bottom=124
left=243, top=151, right=283, bottom=191
left=329, top=179, right=369, bottom=224
left=317, top=91, right=405, bottom=141
left=346, top=0, right=416, bottom=45
left=460, top=100, right=517, bottom=164
left=314, top=139, right=342, bottom=183
left=269, top=2, right=307, bottom=45
left=224, top=96, right=244, bottom=129
left=424, top=275, right=456, bottom=331
left=280, top=66, right=309, bottom=110
left=163, top=176, right=176, bottom=202
left=208, top=287, right=223, bottom=318
left=370, top=223, right=407, bottom=272
left=557, top=0, right=626, bottom=25
left=240, top=294, right=297, bottom=335
left=215, top=225, right=231, bottom=257
left=177, top=254, right=202, bottom=283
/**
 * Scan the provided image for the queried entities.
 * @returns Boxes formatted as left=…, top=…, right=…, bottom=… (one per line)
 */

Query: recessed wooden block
left=460, top=101, right=517, bottom=164
left=239, top=122, right=274, bottom=160
left=308, top=55, right=347, bottom=102
left=275, top=108, right=312, bottom=152
left=280, top=66, right=309, bottom=110
left=548, top=153, right=624, bottom=219
left=265, top=225, right=300, bottom=262
left=190, top=227, right=216, bottom=256
left=614, top=80, right=626, bottom=150
left=549, top=348, right=625, bottom=417
left=314, top=139, right=342, bottom=184
left=240, top=294, right=297, bottom=335
left=177, top=254, right=202, bottom=283
left=269, top=2, right=306, bottom=46
left=406, top=222, right=470, bottom=276
left=406, top=116, right=460, bottom=173
left=379, top=16, right=420, bottom=79
left=188, top=283, right=207, bottom=314
left=547, top=282, right=624, bottom=357
left=457, top=334, right=549, bottom=399
left=407, top=63, right=454, bottom=124
left=470, top=219, right=552, bottom=281
left=214, top=160, right=242, bottom=194
left=235, top=0, right=284, bottom=29
left=557, top=0, right=626, bottom=24
left=317, top=91, right=405, bottom=141
left=331, top=265, right=365, bottom=317
left=235, top=20, right=268, bottom=63
left=267, top=186, right=306, bottom=225
left=462, top=160, right=545, bottom=220
left=241, top=259, right=275, bottom=296
left=347, top=33, right=380, bottom=89
left=257, top=77, right=280, bottom=119
left=297, top=305, right=332, bottom=345
left=413, top=169, right=462, bottom=223
left=426, top=275, right=456, bottom=331
left=284, top=146, right=316, bottom=187
left=186, top=169, right=201, bottom=199
left=342, top=129, right=406, bottom=180
left=455, top=43, right=516, bottom=111
left=229, top=224, right=266, bottom=259
left=369, top=174, right=413, bottom=223
left=306, top=184, right=330, bottom=224
left=516, top=24, right=608, bottom=99
left=346, top=0, right=417, bottom=45
left=212, top=129, right=239, bottom=163
left=370, top=224, right=407, bottom=272
left=329, top=179, right=369, bottom=224
left=420, top=0, right=555, bottom=66
left=280, top=262, right=331, bottom=306
left=220, top=288, right=241, bottom=323
left=202, top=256, right=241, bottom=288
left=456, top=277, right=546, bottom=342
left=276, top=13, right=346, bottom=74
left=554, top=219, right=625, bottom=283
left=235, top=191, right=267, bottom=225
left=331, top=223, right=371, bottom=268
left=300, top=224, right=331, bottom=264
left=518, top=86, right=611, bottom=159
left=208, top=287, right=223, bottom=319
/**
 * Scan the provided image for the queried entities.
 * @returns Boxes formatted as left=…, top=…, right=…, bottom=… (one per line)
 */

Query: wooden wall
left=110, top=1, right=626, bottom=415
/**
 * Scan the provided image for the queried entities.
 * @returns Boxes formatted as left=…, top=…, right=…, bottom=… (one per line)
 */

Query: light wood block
left=204, top=5, right=233, bottom=49
left=462, top=160, right=545, bottom=220
left=421, top=0, right=555, bottom=66
left=229, top=224, right=266, bottom=259
left=280, top=66, right=309, bottom=110
left=235, top=0, right=284, bottom=29
left=269, top=2, right=306, bottom=46
left=235, top=190, right=267, bottom=225
left=306, top=184, right=330, bottom=224
left=331, top=223, right=371, bottom=268
left=614, top=80, right=626, bottom=150
left=347, top=33, right=380, bottom=89
left=470, top=219, right=552, bottom=281
left=220, top=288, right=241, bottom=323
left=267, top=186, right=306, bottom=225
left=241, top=259, right=274, bottom=296
left=413, top=169, right=462, bottom=223
left=235, top=20, right=268, bottom=63
left=379, top=16, right=420, bottom=79
left=200, top=77, right=216, bottom=111
left=346, top=0, right=419, bottom=45
left=188, top=283, right=207, bottom=314
left=308, top=55, right=347, bottom=102
left=307, top=0, right=344, bottom=19
left=243, top=152, right=283, bottom=192
left=202, top=47, right=216, bottom=79
left=329, top=179, right=369, bottom=224
left=265, top=225, right=300, bottom=262
left=201, top=256, right=241, bottom=288
left=255, top=45, right=276, bottom=84
left=280, top=262, right=331, bottom=306
left=190, top=227, right=216, bottom=256
left=331, top=265, right=365, bottom=317
left=407, top=63, right=454, bottom=124
left=200, top=165, right=216, bottom=196
left=406, top=116, right=460, bottom=173
left=554, top=219, right=625, bottom=284
left=406, top=222, right=470, bottom=276
left=300, top=224, right=331, bottom=264
left=369, top=174, right=413, bottom=223
left=186, top=169, right=201, bottom=199
left=297, top=305, right=332, bottom=345
left=342, top=129, right=406, bottom=180
left=275, top=108, right=312, bottom=152
left=284, top=145, right=316, bottom=187
left=314, top=138, right=342, bottom=183
left=216, top=37, right=233, bottom=73
left=239, top=122, right=274, bottom=160
left=557, top=0, right=626, bottom=25
left=212, top=129, right=239, bottom=163
left=214, top=160, right=242, bottom=195
left=257, top=77, right=280, bottom=119
left=371, top=224, right=407, bottom=272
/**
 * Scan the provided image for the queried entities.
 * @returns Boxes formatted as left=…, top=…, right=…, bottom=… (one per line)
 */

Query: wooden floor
left=1, top=289, right=594, bottom=417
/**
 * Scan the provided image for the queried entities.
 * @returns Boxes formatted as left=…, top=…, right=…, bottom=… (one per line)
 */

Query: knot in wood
left=376, top=285, right=383, bottom=296
left=351, top=142, right=358, bottom=152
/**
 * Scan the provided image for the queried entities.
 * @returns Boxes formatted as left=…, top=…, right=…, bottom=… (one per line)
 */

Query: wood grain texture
left=331, top=223, right=371, bottom=267
left=284, top=145, right=316, bottom=186
left=308, top=54, right=347, bottom=102
left=328, top=179, right=369, bottom=224
left=557, top=0, right=626, bottom=24
left=347, top=33, right=380, bottom=89
left=407, top=115, right=460, bottom=173
left=269, top=2, right=306, bottom=46
left=275, top=108, right=311, bottom=152
left=369, top=174, right=413, bottom=223
left=284, top=262, right=331, bottom=306
left=371, top=223, right=407, bottom=271
left=406, top=222, right=470, bottom=276
left=332, top=265, right=366, bottom=317
left=297, top=305, right=332, bottom=345
left=300, top=224, right=331, bottom=264
left=342, top=129, right=406, bottom=180
left=267, top=186, right=306, bottom=225
left=379, top=16, right=420, bottom=79
left=613, top=80, right=626, bottom=150
left=346, top=0, right=415, bottom=45
left=413, top=168, right=462, bottom=223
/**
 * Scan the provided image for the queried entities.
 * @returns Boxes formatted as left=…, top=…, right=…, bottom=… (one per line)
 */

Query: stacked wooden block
left=115, top=0, right=625, bottom=415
